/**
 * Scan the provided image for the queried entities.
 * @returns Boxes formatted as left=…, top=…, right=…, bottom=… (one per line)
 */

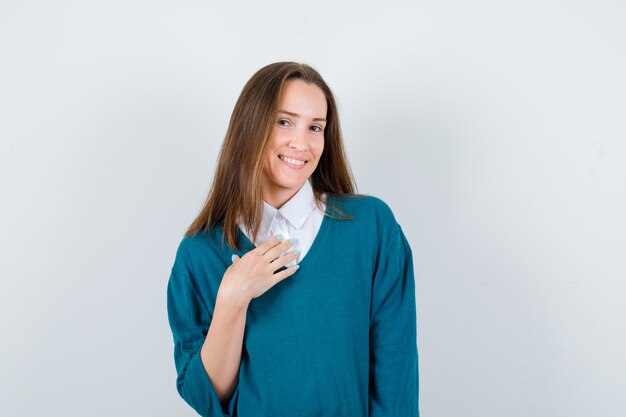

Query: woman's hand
left=218, top=235, right=300, bottom=307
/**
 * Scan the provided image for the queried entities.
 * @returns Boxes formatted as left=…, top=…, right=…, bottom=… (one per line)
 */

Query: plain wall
left=1, top=0, right=624, bottom=416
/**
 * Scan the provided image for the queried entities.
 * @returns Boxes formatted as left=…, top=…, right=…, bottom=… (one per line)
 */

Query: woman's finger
left=269, top=249, right=299, bottom=271
left=270, top=263, right=300, bottom=285
left=252, top=234, right=283, bottom=256
left=264, top=237, right=296, bottom=262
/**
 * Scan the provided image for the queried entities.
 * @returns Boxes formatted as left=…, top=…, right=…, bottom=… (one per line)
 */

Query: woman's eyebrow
left=278, top=109, right=326, bottom=122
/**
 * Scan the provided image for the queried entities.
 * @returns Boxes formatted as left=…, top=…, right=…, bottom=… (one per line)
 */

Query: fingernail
left=275, top=234, right=284, bottom=240
left=289, top=238, right=298, bottom=244
left=293, top=249, right=301, bottom=255
left=231, top=254, right=236, bottom=263
left=294, top=265, right=300, bottom=271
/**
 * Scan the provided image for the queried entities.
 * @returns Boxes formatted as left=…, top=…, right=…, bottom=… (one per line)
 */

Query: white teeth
left=279, top=155, right=305, bottom=166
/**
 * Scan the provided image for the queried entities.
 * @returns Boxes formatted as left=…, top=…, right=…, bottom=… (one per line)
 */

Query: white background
left=1, top=1, right=625, bottom=416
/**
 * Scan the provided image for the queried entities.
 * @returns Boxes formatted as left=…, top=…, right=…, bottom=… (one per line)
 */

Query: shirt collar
left=264, top=180, right=317, bottom=229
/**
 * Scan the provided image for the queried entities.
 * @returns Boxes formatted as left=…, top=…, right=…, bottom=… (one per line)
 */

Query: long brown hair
left=185, top=61, right=362, bottom=251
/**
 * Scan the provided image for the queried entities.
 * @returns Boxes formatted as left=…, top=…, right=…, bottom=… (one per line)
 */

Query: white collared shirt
left=237, top=180, right=327, bottom=268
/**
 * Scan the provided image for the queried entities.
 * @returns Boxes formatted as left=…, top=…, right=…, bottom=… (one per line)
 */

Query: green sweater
left=167, top=194, right=419, bottom=416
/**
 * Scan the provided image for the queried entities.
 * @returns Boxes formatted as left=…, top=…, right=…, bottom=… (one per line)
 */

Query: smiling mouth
left=278, top=155, right=308, bottom=166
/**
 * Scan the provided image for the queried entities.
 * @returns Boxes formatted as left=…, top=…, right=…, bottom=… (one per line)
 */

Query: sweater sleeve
left=166, top=240, right=239, bottom=417
left=369, top=224, right=420, bottom=417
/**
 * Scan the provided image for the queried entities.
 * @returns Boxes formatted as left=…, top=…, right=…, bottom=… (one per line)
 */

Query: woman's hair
left=185, top=61, right=361, bottom=251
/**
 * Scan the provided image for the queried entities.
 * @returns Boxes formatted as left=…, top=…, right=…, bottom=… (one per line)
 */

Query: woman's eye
left=278, top=119, right=290, bottom=126
left=311, top=125, right=322, bottom=132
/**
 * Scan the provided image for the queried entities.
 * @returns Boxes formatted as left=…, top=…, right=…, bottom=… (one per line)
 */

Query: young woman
left=167, top=62, right=419, bottom=417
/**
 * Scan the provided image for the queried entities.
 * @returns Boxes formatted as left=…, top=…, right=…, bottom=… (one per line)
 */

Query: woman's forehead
left=278, top=80, right=327, bottom=118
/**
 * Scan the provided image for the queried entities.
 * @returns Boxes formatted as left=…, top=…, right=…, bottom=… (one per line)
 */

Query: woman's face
left=261, top=79, right=327, bottom=207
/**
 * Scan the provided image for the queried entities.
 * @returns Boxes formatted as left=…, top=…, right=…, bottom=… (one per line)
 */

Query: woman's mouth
left=278, top=155, right=307, bottom=169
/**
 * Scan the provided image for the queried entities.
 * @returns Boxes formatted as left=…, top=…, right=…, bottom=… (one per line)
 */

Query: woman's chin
left=280, top=180, right=306, bottom=190
left=276, top=170, right=308, bottom=182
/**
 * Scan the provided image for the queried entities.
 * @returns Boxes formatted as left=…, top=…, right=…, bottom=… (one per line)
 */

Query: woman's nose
left=289, top=141, right=307, bottom=151
left=288, top=131, right=307, bottom=150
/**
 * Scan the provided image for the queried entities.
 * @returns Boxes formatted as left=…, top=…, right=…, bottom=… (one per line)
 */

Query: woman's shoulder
left=175, top=225, right=228, bottom=263
left=329, top=193, right=399, bottom=229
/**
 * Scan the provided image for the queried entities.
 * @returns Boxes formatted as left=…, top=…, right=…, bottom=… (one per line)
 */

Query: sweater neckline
left=236, top=194, right=333, bottom=269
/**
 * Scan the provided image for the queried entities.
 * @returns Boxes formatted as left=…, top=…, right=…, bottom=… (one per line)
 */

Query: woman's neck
left=262, top=185, right=301, bottom=209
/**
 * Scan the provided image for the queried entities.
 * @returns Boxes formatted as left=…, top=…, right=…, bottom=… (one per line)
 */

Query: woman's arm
left=203, top=235, right=298, bottom=403
left=369, top=224, right=420, bottom=416
left=200, top=289, right=249, bottom=405
left=167, top=244, right=240, bottom=416
left=167, top=235, right=299, bottom=416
